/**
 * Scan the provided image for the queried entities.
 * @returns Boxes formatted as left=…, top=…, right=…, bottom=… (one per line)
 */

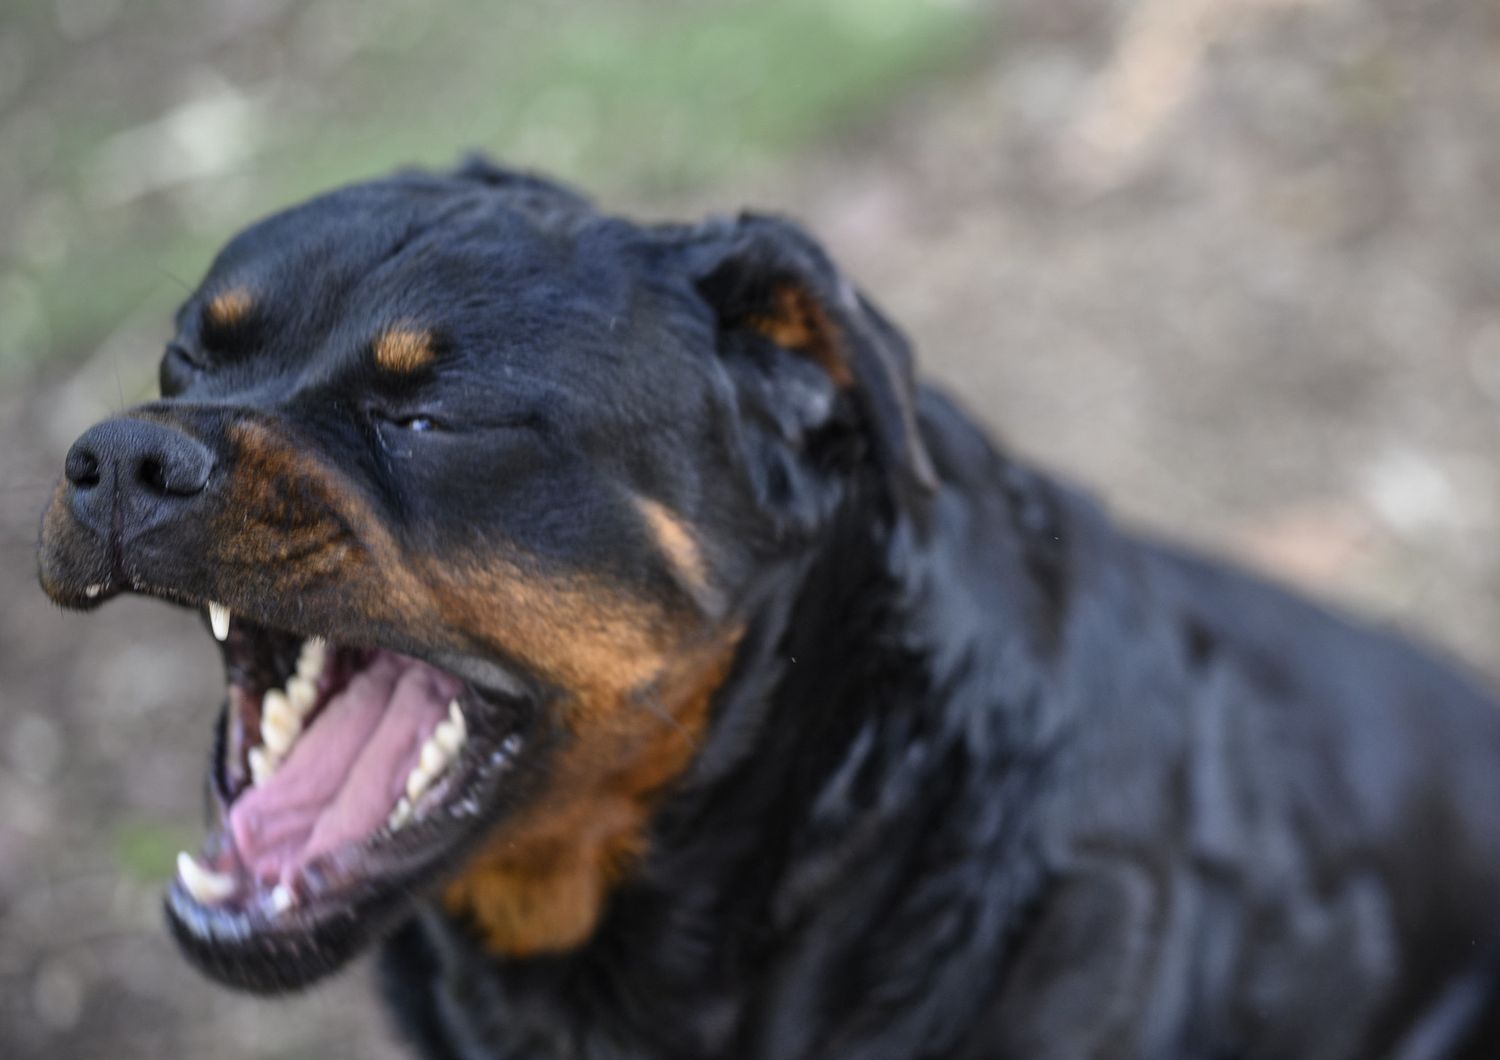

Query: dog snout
left=63, top=417, right=215, bottom=536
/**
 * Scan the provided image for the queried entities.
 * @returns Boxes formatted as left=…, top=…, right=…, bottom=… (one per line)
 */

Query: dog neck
left=387, top=439, right=1068, bottom=1056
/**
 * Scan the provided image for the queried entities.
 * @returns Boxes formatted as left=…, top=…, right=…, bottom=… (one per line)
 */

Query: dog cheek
left=202, top=491, right=435, bottom=640
left=441, top=630, right=743, bottom=957
left=199, top=421, right=440, bottom=636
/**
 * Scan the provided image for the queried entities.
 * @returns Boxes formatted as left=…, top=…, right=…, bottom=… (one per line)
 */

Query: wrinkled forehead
left=184, top=177, right=681, bottom=385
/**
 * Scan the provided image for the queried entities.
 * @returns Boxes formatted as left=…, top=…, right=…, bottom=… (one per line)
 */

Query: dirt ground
left=3, top=0, right=1498, bottom=1056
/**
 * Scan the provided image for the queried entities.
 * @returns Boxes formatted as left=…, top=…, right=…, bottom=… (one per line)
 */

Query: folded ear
left=684, top=213, right=937, bottom=521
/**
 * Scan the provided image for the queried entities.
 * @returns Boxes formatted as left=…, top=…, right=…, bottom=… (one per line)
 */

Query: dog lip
left=427, top=648, right=536, bottom=701
left=70, top=576, right=540, bottom=704
left=36, top=559, right=127, bottom=610
left=164, top=869, right=407, bottom=994
left=42, top=580, right=122, bottom=610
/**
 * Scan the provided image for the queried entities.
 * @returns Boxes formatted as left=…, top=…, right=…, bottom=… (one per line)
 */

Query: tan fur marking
left=427, top=559, right=672, bottom=707
left=442, top=636, right=741, bottom=956
left=206, top=287, right=253, bottom=327
left=634, top=497, right=710, bottom=600
left=373, top=326, right=436, bottom=374
left=152, top=416, right=745, bottom=957
left=221, top=419, right=682, bottom=705
left=209, top=419, right=436, bottom=632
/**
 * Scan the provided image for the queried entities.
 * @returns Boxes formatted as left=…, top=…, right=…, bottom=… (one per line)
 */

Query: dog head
left=36, top=159, right=933, bottom=992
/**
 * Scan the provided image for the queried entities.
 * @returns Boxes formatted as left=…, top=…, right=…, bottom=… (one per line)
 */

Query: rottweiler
left=36, top=159, right=1500, bottom=1058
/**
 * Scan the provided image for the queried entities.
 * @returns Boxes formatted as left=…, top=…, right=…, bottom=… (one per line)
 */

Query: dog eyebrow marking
left=205, top=287, right=254, bottom=329
left=372, top=325, right=437, bottom=374
left=634, top=497, right=711, bottom=603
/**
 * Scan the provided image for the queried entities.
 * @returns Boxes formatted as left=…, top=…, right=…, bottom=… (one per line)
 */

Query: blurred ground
left=2, top=0, right=1499, bottom=1057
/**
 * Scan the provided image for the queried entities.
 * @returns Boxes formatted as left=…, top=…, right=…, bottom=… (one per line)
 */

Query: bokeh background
left=2, top=0, right=1498, bottom=1056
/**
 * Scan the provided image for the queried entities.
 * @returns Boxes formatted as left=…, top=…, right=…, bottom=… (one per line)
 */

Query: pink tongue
left=228, top=652, right=461, bottom=882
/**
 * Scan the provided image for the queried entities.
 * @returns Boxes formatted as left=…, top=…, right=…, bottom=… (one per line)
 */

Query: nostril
left=65, top=418, right=214, bottom=509
left=138, top=457, right=169, bottom=494
left=65, top=448, right=101, bottom=489
left=137, top=444, right=212, bottom=497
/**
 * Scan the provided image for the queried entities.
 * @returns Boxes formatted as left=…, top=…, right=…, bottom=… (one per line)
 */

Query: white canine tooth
left=432, top=719, right=464, bottom=757
left=286, top=675, right=317, bottom=713
left=208, top=602, right=231, bottom=642
left=84, top=583, right=106, bottom=598
left=419, top=738, right=448, bottom=777
left=296, top=638, right=327, bottom=679
left=405, top=764, right=432, bottom=803
left=261, top=690, right=300, bottom=756
left=248, top=746, right=275, bottom=785
left=448, top=699, right=466, bottom=740
left=269, top=883, right=295, bottom=915
left=177, top=852, right=236, bottom=905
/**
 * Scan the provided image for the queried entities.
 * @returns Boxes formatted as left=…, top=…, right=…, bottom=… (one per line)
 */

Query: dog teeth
left=260, top=689, right=300, bottom=756
left=248, top=746, right=276, bottom=785
left=268, top=883, right=295, bottom=915
left=387, top=797, right=412, bottom=831
left=286, top=674, right=317, bottom=713
left=296, top=638, right=326, bottom=680
left=84, top=583, right=106, bottom=598
left=419, top=739, right=448, bottom=777
left=177, top=852, right=236, bottom=905
left=245, top=640, right=332, bottom=779
left=403, top=709, right=468, bottom=806
left=208, top=602, right=232, bottom=641
left=405, top=762, right=434, bottom=802
left=432, top=717, right=464, bottom=757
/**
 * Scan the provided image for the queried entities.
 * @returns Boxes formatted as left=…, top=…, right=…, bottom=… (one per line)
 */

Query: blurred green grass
left=0, top=0, right=988, bottom=379
left=113, top=819, right=202, bottom=885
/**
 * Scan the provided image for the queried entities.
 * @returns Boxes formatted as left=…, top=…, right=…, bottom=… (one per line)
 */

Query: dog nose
left=64, top=417, right=215, bottom=534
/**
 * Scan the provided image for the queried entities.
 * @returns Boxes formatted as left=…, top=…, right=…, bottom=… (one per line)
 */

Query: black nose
left=64, top=417, right=215, bottom=536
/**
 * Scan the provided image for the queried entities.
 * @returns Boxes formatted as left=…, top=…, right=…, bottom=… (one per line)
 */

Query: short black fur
left=38, top=161, right=1500, bottom=1059
left=375, top=171, right=1500, bottom=1059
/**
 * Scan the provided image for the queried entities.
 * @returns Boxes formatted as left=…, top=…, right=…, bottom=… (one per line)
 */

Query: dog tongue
left=228, top=651, right=460, bottom=882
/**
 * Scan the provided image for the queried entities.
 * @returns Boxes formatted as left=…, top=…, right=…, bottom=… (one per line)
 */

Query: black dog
left=37, top=160, right=1500, bottom=1058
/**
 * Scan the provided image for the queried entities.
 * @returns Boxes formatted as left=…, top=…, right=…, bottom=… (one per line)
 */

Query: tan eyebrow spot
left=206, top=287, right=253, bottom=327
left=634, top=497, right=710, bottom=603
left=372, top=326, right=436, bottom=374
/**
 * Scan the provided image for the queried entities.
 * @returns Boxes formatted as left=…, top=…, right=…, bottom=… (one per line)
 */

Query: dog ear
left=684, top=213, right=937, bottom=524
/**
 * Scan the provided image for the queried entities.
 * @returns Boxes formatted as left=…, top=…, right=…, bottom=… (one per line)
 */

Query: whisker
left=153, top=264, right=193, bottom=294
left=635, top=690, right=686, bottom=734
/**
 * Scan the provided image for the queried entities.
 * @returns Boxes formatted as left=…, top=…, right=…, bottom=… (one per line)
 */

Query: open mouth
left=166, top=603, right=536, bottom=993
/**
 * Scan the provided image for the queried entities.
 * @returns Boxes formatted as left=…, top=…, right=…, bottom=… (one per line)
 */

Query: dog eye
left=371, top=409, right=442, bottom=434
left=160, top=343, right=209, bottom=396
